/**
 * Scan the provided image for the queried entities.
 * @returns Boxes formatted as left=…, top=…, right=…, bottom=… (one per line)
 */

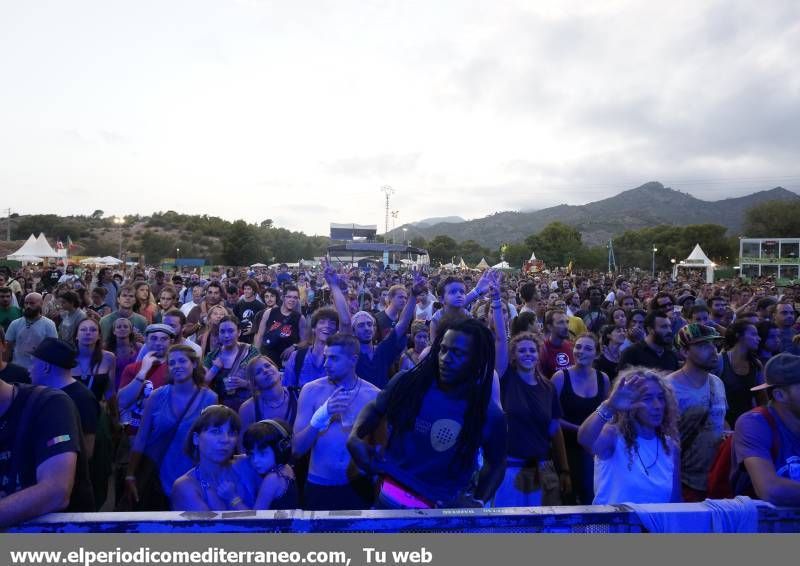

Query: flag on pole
left=67, top=235, right=77, bottom=250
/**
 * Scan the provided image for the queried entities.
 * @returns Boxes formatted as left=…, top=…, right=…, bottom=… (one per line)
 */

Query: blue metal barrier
left=6, top=502, right=800, bottom=533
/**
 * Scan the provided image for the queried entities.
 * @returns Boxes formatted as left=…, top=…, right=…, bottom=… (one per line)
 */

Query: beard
left=24, top=306, right=41, bottom=319
left=653, top=332, right=673, bottom=347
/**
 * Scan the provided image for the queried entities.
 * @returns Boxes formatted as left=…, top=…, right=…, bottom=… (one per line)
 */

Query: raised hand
left=607, top=374, right=648, bottom=412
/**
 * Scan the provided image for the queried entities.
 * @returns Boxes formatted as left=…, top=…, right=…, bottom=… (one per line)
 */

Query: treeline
left=7, top=199, right=796, bottom=269
left=8, top=210, right=329, bottom=266
left=417, top=199, right=800, bottom=271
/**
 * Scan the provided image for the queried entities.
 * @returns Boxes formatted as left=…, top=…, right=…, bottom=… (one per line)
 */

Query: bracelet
left=229, top=496, right=242, bottom=507
left=125, top=475, right=136, bottom=482
left=596, top=403, right=614, bottom=423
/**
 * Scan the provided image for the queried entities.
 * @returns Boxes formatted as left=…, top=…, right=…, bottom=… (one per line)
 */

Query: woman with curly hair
left=578, top=367, right=681, bottom=504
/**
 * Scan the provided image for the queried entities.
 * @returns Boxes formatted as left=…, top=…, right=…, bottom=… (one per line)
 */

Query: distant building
left=739, top=238, right=800, bottom=281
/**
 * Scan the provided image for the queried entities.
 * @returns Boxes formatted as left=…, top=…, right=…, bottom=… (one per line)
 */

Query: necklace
left=261, top=388, right=288, bottom=409
left=328, top=377, right=362, bottom=405
left=635, top=437, right=660, bottom=476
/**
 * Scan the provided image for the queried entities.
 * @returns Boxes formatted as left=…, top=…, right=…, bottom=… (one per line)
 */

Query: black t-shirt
left=374, top=310, right=398, bottom=341
left=62, top=381, right=100, bottom=435
left=260, top=309, right=301, bottom=367
left=0, top=363, right=30, bottom=384
left=233, top=298, right=265, bottom=344
left=0, top=384, right=94, bottom=512
left=42, top=269, right=62, bottom=291
left=500, top=368, right=561, bottom=461
left=619, top=341, right=680, bottom=372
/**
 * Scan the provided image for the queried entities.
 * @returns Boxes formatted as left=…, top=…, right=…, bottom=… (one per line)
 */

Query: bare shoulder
left=297, top=377, right=334, bottom=404
left=359, top=378, right=380, bottom=397
left=173, top=470, right=201, bottom=497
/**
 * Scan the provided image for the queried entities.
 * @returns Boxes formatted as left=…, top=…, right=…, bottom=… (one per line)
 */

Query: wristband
left=125, top=475, right=136, bottom=482
left=229, top=496, right=243, bottom=507
left=310, top=401, right=332, bottom=430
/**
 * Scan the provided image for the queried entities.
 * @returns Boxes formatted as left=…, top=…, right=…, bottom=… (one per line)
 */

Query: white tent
left=674, top=243, right=716, bottom=283
left=492, top=260, right=511, bottom=269
left=250, top=263, right=267, bottom=268
left=529, top=251, right=537, bottom=261
left=34, top=233, right=60, bottom=257
left=7, top=233, right=60, bottom=260
left=99, top=256, right=123, bottom=265
left=12, top=255, right=44, bottom=264
left=458, top=258, right=469, bottom=270
left=476, top=257, right=490, bottom=270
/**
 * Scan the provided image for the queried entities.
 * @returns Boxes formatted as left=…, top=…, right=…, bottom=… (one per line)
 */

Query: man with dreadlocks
left=348, top=318, right=507, bottom=508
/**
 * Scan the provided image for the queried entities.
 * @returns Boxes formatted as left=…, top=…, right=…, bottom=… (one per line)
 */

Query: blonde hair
left=610, top=366, right=679, bottom=469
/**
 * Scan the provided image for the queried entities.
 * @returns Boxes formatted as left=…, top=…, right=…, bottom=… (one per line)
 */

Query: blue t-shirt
left=356, top=332, right=406, bottom=389
left=734, top=406, right=800, bottom=484
left=375, top=374, right=505, bottom=504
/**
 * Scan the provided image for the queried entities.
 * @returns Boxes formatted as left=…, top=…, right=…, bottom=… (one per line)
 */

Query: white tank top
left=593, top=433, right=674, bottom=504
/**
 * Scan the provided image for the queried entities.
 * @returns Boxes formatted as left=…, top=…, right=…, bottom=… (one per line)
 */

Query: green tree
left=222, top=221, right=265, bottom=266
left=138, top=231, right=176, bottom=264
left=410, top=236, right=428, bottom=250
left=743, top=200, right=800, bottom=238
left=524, top=222, right=583, bottom=268
left=427, top=235, right=459, bottom=264
left=458, top=239, right=490, bottom=265
left=501, top=242, right=531, bottom=268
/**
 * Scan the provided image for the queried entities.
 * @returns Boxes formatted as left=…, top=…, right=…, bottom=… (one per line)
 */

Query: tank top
left=269, top=466, right=299, bottom=510
left=254, top=388, right=298, bottom=426
left=560, top=368, right=605, bottom=427
left=261, top=309, right=301, bottom=367
left=593, top=433, right=674, bottom=504
left=76, top=372, right=111, bottom=403
left=719, top=352, right=758, bottom=425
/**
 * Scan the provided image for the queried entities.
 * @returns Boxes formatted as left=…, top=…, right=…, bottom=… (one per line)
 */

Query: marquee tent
left=674, top=244, right=716, bottom=283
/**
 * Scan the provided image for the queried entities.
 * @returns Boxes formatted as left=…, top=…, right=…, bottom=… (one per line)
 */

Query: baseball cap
left=674, top=323, right=722, bottom=349
left=751, top=353, right=800, bottom=391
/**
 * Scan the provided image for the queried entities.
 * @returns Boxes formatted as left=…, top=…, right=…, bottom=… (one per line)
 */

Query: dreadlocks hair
left=380, top=317, right=495, bottom=467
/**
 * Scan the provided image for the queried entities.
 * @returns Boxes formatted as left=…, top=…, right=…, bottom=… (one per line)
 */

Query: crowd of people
left=1, top=260, right=800, bottom=527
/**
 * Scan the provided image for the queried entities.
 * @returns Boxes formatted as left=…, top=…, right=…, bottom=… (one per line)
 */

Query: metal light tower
left=652, top=244, right=658, bottom=278
left=607, top=239, right=617, bottom=273
left=380, top=185, right=394, bottom=239
left=391, top=210, right=399, bottom=243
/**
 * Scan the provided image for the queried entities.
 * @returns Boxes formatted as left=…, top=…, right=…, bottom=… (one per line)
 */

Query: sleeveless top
left=593, top=433, right=674, bottom=504
left=75, top=370, right=111, bottom=403
left=254, top=388, right=298, bottom=427
left=260, top=309, right=301, bottom=367
left=268, top=466, right=299, bottom=510
left=560, top=368, right=605, bottom=427
left=145, top=385, right=217, bottom=497
left=719, top=352, right=758, bottom=426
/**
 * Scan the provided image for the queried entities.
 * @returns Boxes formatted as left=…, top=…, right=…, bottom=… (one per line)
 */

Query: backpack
left=707, top=406, right=779, bottom=499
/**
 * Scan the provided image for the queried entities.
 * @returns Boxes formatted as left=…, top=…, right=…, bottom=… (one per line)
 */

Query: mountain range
left=393, top=182, right=799, bottom=248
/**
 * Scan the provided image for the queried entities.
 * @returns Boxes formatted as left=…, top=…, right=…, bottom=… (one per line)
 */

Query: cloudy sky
left=2, top=0, right=799, bottom=236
